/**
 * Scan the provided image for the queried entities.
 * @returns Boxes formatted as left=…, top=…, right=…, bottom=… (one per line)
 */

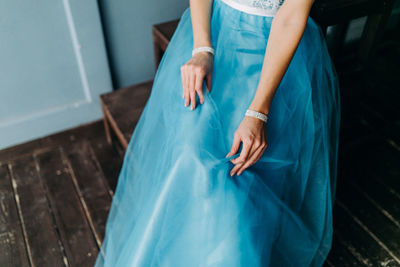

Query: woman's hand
left=226, top=116, right=268, bottom=176
left=180, top=51, right=213, bottom=110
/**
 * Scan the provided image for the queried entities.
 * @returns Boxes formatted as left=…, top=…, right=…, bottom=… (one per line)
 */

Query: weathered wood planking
left=90, top=134, right=123, bottom=193
left=9, top=154, right=68, bottom=267
left=0, top=164, right=30, bottom=267
left=345, top=178, right=400, bottom=232
left=336, top=185, right=400, bottom=261
left=338, top=140, right=400, bottom=255
left=35, top=148, right=98, bottom=266
left=64, top=141, right=113, bottom=246
left=0, top=120, right=105, bottom=164
left=324, top=230, right=365, bottom=266
left=341, top=158, right=400, bottom=230
left=332, top=200, right=399, bottom=266
left=100, top=80, right=153, bottom=150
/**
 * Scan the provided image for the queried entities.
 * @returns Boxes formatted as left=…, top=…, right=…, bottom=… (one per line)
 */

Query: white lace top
left=220, top=0, right=285, bottom=17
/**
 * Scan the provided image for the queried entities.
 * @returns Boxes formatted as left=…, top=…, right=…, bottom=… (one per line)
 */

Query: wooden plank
left=100, top=80, right=152, bottom=150
left=9, top=153, right=68, bottom=267
left=0, top=164, right=30, bottom=267
left=337, top=140, right=400, bottom=264
left=332, top=200, right=399, bottom=266
left=10, top=156, right=67, bottom=266
left=35, top=147, right=98, bottom=267
left=336, top=183, right=400, bottom=261
left=64, top=140, right=113, bottom=245
left=325, top=231, right=364, bottom=267
left=89, top=134, right=123, bottom=193
left=345, top=177, right=400, bottom=228
left=0, top=120, right=105, bottom=164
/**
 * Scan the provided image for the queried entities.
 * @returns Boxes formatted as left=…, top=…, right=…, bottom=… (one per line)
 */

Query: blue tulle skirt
left=95, top=0, right=341, bottom=266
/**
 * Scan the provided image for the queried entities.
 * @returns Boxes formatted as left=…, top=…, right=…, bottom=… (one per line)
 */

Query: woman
left=95, top=0, right=340, bottom=266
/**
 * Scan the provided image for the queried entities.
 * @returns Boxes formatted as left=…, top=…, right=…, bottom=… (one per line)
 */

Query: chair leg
left=152, top=28, right=163, bottom=71
left=358, top=0, right=395, bottom=63
left=328, top=22, right=349, bottom=60
left=101, top=104, right=112, bottom=145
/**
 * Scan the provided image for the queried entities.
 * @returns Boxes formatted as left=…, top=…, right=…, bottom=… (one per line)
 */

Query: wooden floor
left=1, top=37, right=399, bottom=267
left=0, top=121, right=124, bottom=267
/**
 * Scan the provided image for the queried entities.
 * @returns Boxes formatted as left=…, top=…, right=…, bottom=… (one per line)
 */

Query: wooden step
left=152, top=19, right=179, bottom=69
left=100, top=81, right=153, bottom=151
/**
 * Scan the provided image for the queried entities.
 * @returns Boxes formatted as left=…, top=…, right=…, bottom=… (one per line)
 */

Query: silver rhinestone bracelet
left=192, top=46, right=214, bottom=57
left=245, top=109, right=268, bottom=122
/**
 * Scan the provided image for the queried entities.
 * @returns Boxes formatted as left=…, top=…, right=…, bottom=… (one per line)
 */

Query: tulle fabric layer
left=95, top=0, right=341, bottom=266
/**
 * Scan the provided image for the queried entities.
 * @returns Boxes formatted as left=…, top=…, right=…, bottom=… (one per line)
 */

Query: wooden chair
left=310, top=0, right=395, bottom=63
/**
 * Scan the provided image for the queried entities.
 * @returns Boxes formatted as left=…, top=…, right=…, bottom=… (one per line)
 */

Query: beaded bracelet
left=192, top=46, right=215, bottom=57
left=245, top=109, right=268, bottom=123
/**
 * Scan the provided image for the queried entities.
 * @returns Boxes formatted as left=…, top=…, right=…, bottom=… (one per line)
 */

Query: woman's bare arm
left=227, top=0, right=315, bottom=176
left=181, top=0, right=214, bottom=110
left=249, top=0, right=315, bottom=114
left=190, top=0, right=213, bottom=48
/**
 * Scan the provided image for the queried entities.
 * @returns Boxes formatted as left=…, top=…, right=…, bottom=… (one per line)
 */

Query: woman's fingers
left=180, top=53, right=213, bottom=109
left=206, top=73, right=212, bottom=92
left=226, top=132, right=241, bottom=158
left=195, top=69, right=205, bottom=104
left=236, top=142, right=267, bottom=176
left=227, top=117, right=268, bottom=177
left=230, top=141, right=258, bottom=176
left=188, top=71, right=196, bottom=110
left=228, top=136, right=252, bottom=176
left=230, top=132, right=268, bottom=176
left=181, top=67, right=190, bottom=107
left=230, top=135, right=253, bottom=165
left=180, top=66, right=186, bottom=100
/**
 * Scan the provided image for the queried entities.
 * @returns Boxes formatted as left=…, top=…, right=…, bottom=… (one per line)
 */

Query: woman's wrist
left=192, top=46, right=214, bottom=57
left=245, top=109, right=268, bottom=123
left=193, top=39, right=212, bottom=49
left=248, top=101, right=271, bottom=116
left=249, top=89, right=273, bottom=114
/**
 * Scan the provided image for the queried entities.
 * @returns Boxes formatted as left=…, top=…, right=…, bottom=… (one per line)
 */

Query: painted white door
left=0, top=0, right=112, bottom=149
